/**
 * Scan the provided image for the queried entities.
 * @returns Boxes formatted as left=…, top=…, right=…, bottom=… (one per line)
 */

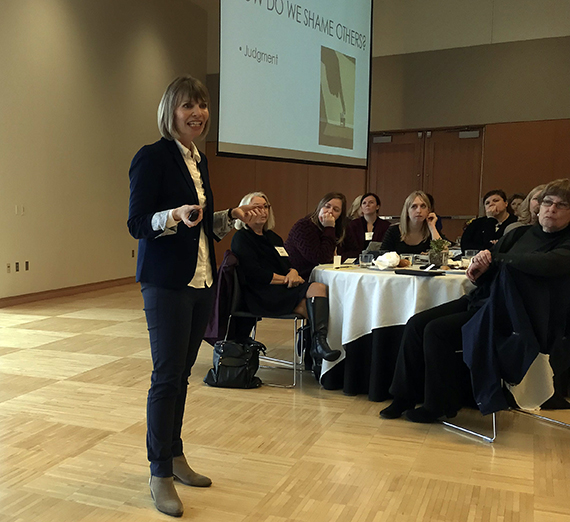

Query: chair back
left=230, top=268, right=245, bottom=315
left=204, top=249, right=240, bottom=345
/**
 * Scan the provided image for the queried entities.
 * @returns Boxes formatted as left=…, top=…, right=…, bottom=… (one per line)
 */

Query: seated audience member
left=461, top=190, right=517, bottom=252
left=508, top=193, right=526, bottom=217
left=338, top=193, right=390, bottom=259
left=426, top=193, right=444, bottom=233
left=232, top=192, right=340, bottom=362
left=285, top=192, right=347, bottom=280
left=380, top=191, right=441, bottom=254
left=504, top=184, right=546, bottom=235
left=380, top=178, right=570, bottom=423
left=347, top=195, right=364, bottom=220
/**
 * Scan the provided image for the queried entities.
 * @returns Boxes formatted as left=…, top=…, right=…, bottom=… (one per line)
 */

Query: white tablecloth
left=311, top=265, right=475, bottom=375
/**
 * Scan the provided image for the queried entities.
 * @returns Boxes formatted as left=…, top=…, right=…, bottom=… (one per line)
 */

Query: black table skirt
left=320, top=325, right=404, bottom=402
left=319, top=326, right=570, bottom=408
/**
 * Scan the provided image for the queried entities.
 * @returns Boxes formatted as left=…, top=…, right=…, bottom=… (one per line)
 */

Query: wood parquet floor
left=1, top=283, right=570, bottom=521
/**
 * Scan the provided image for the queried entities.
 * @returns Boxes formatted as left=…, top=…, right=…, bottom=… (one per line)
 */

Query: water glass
left=359, top=253, right=374, bottom=267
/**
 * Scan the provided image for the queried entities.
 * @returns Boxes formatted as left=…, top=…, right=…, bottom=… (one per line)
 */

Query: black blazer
left=127, top=137, right=217, bottom=289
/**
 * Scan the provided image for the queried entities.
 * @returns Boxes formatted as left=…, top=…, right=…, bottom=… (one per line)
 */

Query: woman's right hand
left=172, top=205, right=203, bottom=228
left=319, top=210, right=336, bottom=228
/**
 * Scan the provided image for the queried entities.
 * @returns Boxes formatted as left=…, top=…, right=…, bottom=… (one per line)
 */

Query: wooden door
left=368, top=132, right=425, bottom=216
left=423, top=129, right=483, bottom=241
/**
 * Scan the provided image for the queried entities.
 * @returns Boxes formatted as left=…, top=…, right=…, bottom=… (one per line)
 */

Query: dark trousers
left=141, top=283, right=214, bottom=477
left=389, top=296, right=477, bottom=414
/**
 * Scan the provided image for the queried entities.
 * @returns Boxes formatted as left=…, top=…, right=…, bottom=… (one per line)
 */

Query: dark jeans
left=389, top=296, right=477, bottom=414
left=141, top=283, right=214, bottom=477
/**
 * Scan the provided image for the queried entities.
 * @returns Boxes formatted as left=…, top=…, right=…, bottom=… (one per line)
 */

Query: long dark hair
left=309, top=192, right=348, bottom=244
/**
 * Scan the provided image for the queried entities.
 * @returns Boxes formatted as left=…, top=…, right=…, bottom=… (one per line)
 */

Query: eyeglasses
left=541, top=198, right=570, bottom=210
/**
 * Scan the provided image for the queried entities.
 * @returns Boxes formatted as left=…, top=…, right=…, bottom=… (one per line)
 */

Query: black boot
left=306, top=297, right=341, bottom=362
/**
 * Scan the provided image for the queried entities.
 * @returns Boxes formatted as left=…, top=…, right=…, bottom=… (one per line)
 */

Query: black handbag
left=203, top=339, right=265, bottom=389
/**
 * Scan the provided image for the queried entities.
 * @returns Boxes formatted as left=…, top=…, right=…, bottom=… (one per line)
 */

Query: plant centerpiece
left=429, top=238, right=451, bottom=267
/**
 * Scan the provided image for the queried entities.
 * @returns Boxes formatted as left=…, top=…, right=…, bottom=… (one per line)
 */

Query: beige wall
left=373, top=0, right=570, bottom=57
left=0, top=0, right=208, bottom=298
left=370, top=36, right=570, bottom=131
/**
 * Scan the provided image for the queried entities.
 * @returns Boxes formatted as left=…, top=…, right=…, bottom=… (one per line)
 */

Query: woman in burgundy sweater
left=285, top=192, right=348, bottom=280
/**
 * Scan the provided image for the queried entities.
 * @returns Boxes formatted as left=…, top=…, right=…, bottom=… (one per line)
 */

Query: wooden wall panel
left=368, top=132, right=424, bottom=216
left=424, top=130, right=483, bottom=241
left=482, top=119, right=570, bottom=197
left=206, top=143, right=256, bottom=263
left=307, top=165, right=366, bottom=219
left=255, top=162, right=309, bottom=241
left=206, top=118, right=570, bottom=265
left=423, top=130, right=482, bottom=216
left=205, top=143, right=365, bottom=263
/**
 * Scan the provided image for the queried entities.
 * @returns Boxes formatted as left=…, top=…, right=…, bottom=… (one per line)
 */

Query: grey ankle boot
left=173, top=454, right=212, bottom=487
left=306, top=296, right=341, bottom=362
left=149, top=475, right=183, bottom=517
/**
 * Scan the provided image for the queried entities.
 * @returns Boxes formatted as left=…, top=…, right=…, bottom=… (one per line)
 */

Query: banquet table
left=310, top=265, right=475, bottom=400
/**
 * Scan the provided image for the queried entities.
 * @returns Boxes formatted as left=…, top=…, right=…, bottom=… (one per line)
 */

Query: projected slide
left=219, top=0, right=372, bottom=167
left=319, top=46, right=355, bottom=150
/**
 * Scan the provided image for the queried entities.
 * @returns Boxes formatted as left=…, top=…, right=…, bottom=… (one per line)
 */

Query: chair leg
left=511, top=408, right=570, bottom=429
left=257, top=317, right=306, bottom=388
left=441, top=412, right=497, bottom=443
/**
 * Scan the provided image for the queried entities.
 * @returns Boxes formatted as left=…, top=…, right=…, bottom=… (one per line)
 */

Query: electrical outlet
left=132, top=249, right=135, bottom=258
left=15, top=262, right=19, bottom=272
left=6, top=263, right=10, bottom=274
left=25, top=260, right=29, bottom=271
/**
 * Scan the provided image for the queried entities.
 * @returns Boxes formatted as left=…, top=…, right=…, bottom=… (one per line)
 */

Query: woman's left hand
left=466, top=249, right=492, bottom=282
left=284, top=269, right=304, bottom=288
left=232, top=204, right=264, bottom=224
left=427, top=212, right=438, bottom=229
left=427, top=212, right=441, bottom=239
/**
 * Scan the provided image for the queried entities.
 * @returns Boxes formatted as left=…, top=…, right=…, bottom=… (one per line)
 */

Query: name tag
left=365, top=232, right=374, bottom=241
left=275, top=246, right=288, bottom=257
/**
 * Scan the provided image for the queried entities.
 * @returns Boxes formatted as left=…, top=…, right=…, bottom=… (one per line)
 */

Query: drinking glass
left=359, top=253, right=374, bottom=267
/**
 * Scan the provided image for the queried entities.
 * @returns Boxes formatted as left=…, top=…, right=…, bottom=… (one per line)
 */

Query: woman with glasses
left=231, top=192, right=341, bottom=363
left=380, top=178, right=570, bottom=424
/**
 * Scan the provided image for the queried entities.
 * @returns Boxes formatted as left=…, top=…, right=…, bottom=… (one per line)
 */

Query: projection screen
left=219, top=0, right=373, bottom=167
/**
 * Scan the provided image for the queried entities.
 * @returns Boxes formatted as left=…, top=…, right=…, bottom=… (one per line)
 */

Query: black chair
left=225, top=265, right=306, bottom=388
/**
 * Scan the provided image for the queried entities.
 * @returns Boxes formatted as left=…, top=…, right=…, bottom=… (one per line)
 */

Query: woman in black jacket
left=128, top=75, right=259, bottom=517
left=380, top=178, right=570, bottom=424
left=461, top=189, right=517, bottom=253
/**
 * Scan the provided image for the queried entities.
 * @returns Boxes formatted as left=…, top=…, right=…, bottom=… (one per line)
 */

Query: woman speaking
left=128, top=75, right=258, bottom=517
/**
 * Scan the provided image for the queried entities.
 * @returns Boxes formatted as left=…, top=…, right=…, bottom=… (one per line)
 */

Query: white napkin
left=373, top=251, right=400, bottom=269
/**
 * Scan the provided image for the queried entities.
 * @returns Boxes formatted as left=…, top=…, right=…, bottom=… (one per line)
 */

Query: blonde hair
left=234, top=192, right=275, bottom=231
left=517, top=184, right=546, bottom=225
left=399, top=191, right=432, bottom=242
left=157, top=75, right=211, bottom=141
left=348, top=195, right=363, bottom=220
